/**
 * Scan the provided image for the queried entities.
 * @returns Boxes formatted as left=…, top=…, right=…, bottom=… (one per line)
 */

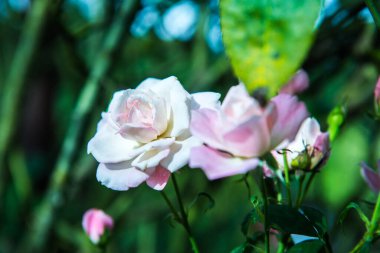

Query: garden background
left=0, top=0, right=380, bottom=252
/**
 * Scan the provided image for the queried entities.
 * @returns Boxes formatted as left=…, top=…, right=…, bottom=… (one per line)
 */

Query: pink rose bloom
left=272, top=117, right=330, bottom=172
left=361, top=161, right=380, bottom=193
left=82, top=209, right=113, bottom=244
left=189, top=83, right=308, bottom=180
left=88, top=76, right=220, bottom=190
left=280, top=70, right=309, bottom=95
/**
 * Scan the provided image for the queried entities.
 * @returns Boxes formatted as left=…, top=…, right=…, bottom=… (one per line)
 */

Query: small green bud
left=327, top=105, right=346, bottom=142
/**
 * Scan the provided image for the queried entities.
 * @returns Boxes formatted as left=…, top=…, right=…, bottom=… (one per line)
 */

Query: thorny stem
left=171, top=173, right=200, bottom=253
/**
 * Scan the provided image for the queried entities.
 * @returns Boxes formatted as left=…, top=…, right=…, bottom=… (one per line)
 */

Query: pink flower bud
left=280, top=70, right=309, bottom=95
left=82, top=209, right=113, bottom=244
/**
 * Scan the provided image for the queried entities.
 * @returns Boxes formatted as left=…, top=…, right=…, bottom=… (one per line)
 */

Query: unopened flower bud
left=82, top=208, right=113, bottom=245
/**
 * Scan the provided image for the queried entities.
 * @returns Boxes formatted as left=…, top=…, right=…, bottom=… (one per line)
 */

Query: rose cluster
left=88, top=74, right=330, bottom=191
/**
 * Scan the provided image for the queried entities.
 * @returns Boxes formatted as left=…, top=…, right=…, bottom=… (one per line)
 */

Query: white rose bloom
left=88, top=76, right=220, bottom=191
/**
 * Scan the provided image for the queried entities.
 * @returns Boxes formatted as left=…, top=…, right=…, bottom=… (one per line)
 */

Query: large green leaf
left=220, top=0, right=321, bottom=95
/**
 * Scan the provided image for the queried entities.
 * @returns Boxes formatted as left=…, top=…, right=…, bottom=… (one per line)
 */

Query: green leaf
left=287, top=240, right=325, bottom=253
left=339, top=202, right=370, bottom=228
left=267, top=204, right=327, bottom=237
left=220, top=0, right=321, bottom=95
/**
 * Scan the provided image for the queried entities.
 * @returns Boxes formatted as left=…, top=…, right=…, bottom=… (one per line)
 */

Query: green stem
left=364, top=0, right=380, bottom=30
left=296, top=174, right=305, bottom=208
left=261, top=175, right=270, bottom=253
left=350, top=194, right=380, bottom=253
left=0, top=0, right=51, bottom=199
left=368, top=193, right=380, bottom=236
left=160, top=191, right=181, bottom=223
left=282, top=152, right=292, bottom=207
left=19, top=1, right=137, bottom=252
left=171, top=173, right=200, bottom=253
left=299, top=172, right=317, bottom=205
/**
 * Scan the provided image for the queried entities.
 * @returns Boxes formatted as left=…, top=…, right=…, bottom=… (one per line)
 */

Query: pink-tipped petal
left=314, top=132, right=330, bottom=155
left=361, top=162, right=380, bottom=193
left=269, top=94, right=308, bottom=148
left=189, top=146, right=260, bottom=180
left=82, top=209, right=113, bottom=244
left=146, top=165, right=171, bottom=190
left=280, top=70, right=309, bottom=95
left=96, top=162, right=149, bottom=191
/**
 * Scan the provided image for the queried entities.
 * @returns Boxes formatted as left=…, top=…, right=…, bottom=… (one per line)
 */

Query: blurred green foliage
left=0, top=0, right=379, bottom=252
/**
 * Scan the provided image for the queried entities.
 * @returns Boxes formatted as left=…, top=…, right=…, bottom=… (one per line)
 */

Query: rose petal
left=166, top=84, right=192, bottom=137
left=128, top=137, right=175, bottom=158
left=119, top=124, right=158, bottom=143
left=223, top=115, right=270, bottom=157
left=137, top=76, right=176, bottom=97
left=280, top=70, right=309, bottom=95
left=191, top=92, right=221, bottom=110
left=314, top=132, right=330, bottom=154
left=96, top=162, right=149, bottom=191
left=287, top=118, right=322, bottom=153
left=107, top=90, right=125, bottom=113
left=361, top=162, right=380, bottom=193
left=221, top=83, right=263, bottom=122
left=160, top=135, right=202, bottom=172
left=146, top=165, right=171, bottom=190
left=190, top=109, right=227, bottom=152
left=87, top=117, right=140, bottom=163
left=138, top=76, right=192, bottom=138
left=131, top=148, right=170, bottom=170
left=269, top=94, right=308, bottom=148
left=189, top=145, right=260, bottom=180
